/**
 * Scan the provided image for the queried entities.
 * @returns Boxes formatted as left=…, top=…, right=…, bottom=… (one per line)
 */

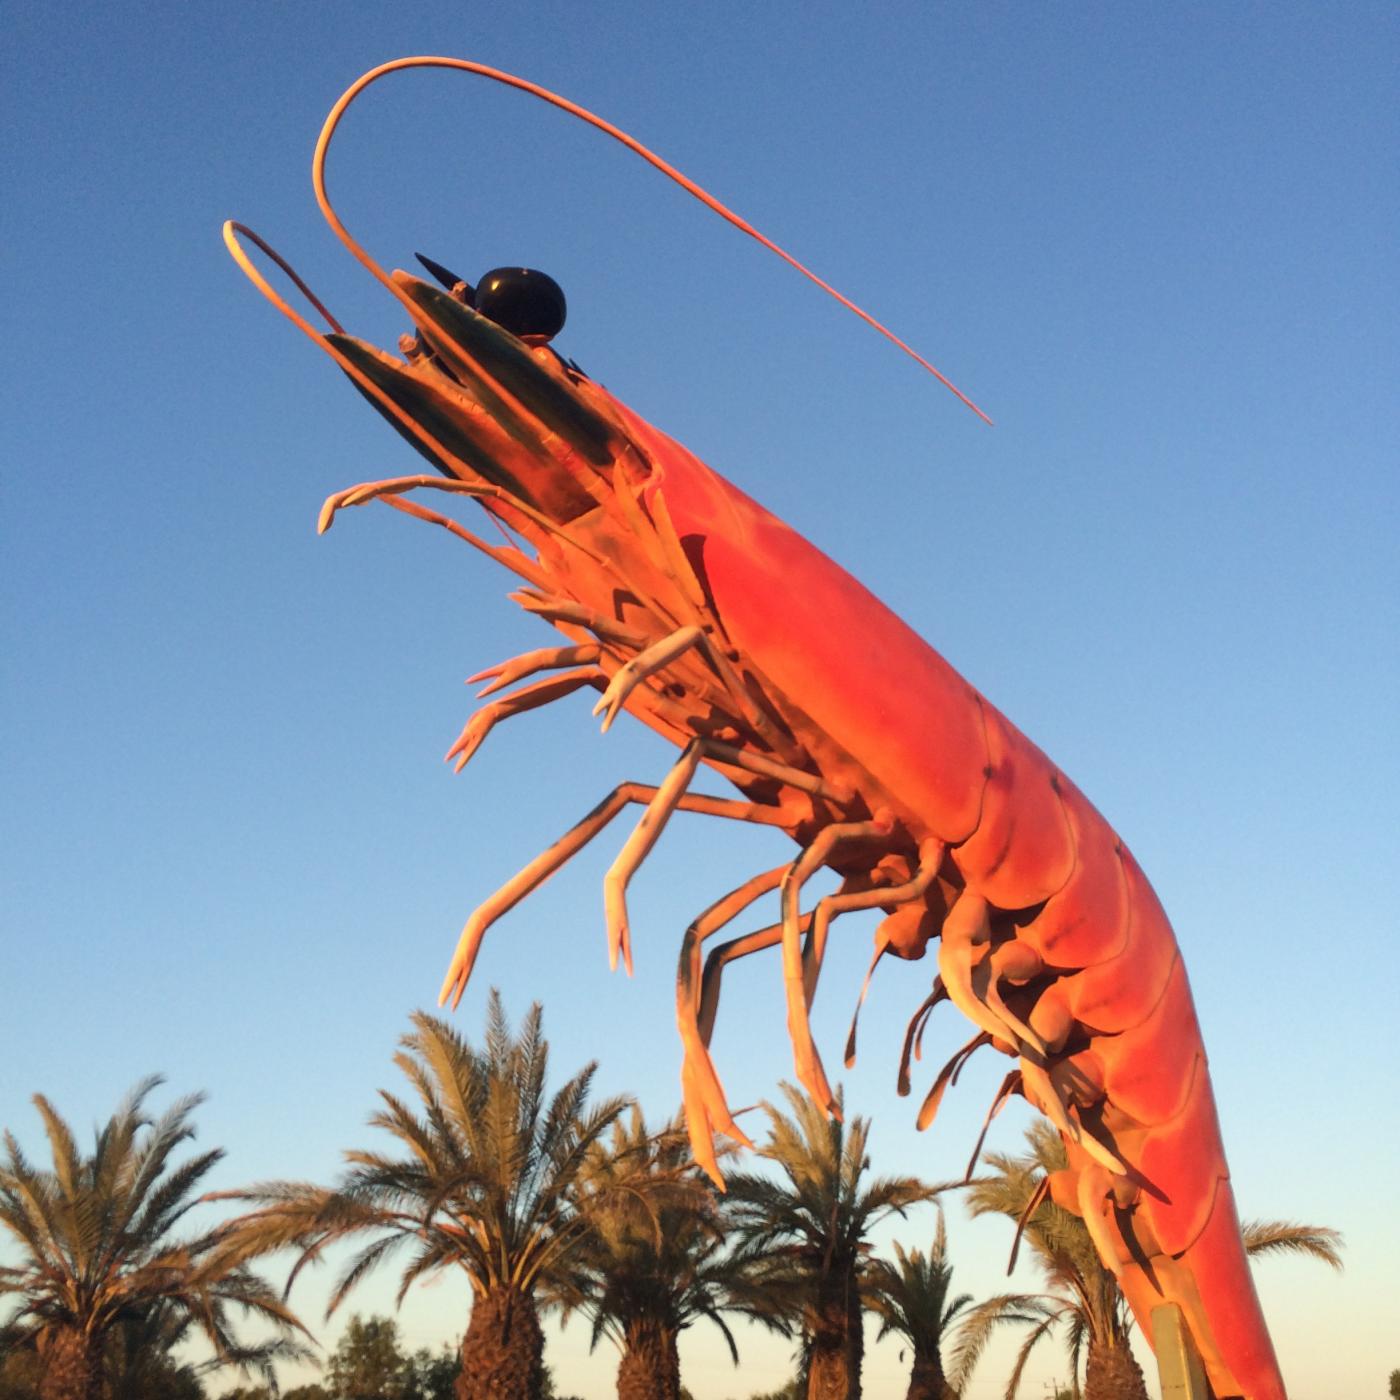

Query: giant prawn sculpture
left=227, top=57, right=1285, bottom=1399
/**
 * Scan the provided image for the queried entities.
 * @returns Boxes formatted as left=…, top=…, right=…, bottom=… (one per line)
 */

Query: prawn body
left=227, top=56, right=1287, bottom=1400
left=570, top=387, right=1278, bottom=1400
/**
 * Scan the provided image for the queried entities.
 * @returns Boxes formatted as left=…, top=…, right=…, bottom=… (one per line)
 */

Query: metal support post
left=1152, top=1303, right=1210, bottom=1400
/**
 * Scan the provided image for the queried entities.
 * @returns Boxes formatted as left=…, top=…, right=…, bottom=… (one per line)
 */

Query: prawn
left=226, top=56, right=1285, bottom=1399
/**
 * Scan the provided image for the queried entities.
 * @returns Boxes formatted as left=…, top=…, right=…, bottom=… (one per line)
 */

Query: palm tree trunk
left=37, top=1327, right=102, bottom=1400
left=904, top=1349, right=951, bottom=1400
left=846, top=1282, right=863, bottom=1398
left=805, top=1281, right=859, bottom=1400
left=456, top=1288, right=545, bottom=1400
left=1083, top=1336, right=1149, bottom=1400
left=806, top=1338, right=848, bottom=1400
left=616, top=1320, right=680, bottom=1400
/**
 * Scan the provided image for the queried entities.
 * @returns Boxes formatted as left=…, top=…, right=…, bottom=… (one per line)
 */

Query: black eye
left=475, top=268, right=567, bottom=342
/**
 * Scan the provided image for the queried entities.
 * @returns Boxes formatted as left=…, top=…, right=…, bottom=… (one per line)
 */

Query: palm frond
left=1241, top=1219, right=1344, bottom=1270
left=0, top=1079, right=308, bottom=1391
left=1003, top=1310, right=1062, bottom=1399
left=947, top=1292, right=1052, bottom=1392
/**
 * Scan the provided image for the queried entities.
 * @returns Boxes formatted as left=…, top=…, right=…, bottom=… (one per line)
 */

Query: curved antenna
left=311, top=56, right=993, bottom=425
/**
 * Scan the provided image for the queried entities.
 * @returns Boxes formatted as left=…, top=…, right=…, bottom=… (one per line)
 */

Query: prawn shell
left=1132, top=1054, right=1230, bottom=1256
left=1022, top=776, right=1130, bottom=970
left=1058, top=851, right=1180, bottom=1034
left=1092, top=957, right=1202, bottom=1125
left=954, top=704, right=1075, bottom=907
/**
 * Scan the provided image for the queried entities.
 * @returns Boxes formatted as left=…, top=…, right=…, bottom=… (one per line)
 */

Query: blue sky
left=3, top=4, right=1397, bottom=1397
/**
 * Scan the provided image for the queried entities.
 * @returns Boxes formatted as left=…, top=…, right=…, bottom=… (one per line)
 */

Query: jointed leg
left=480, top=602, right=703, bottom=738
left=972, top=941, right=1048, bottom=1055
left=678, top=868, right=788, bottom=1043
left=445, top=668, right=607, bottom=773
left=591, top=622, right=796, bottom=761
left=594, top=625, right=707, bottom=732
left=674, top=867, right=790, bottom=1180
left=438, top=782, right=786, bottom=1008
left=779, top=815, right=896, bottom=1111
left=318, top=474, right=604, bottom=560
left=1078, top=1163, right=1127, bottom=1273
left=965, top=1069, right=1022, bottom=1180
left=507, top=589, right=647, bottom=651
left=319, top=474, right=494, bottom=534
left=699, top=913, right=819, bottom=1047
left=692, top=844, right=942, bottom=1061
left=1016, top=1040, right=1131, bottom=1178
left=470, top=644, right=602, bottom=696
left=604, top=738, right=840, bottom=976
left=681, top=1055, right=728, bottom=1188
left=897, top=978, right=948, bottom=1096
left=380, top=494, right=548, bottom=588
left=916, top=1030, right=992, bottom=1131
left=1016, top=1051, right=1078, bottom=1137
left=676, top=861, right=859, bottom=1185
left=937, top=892, right=1047, bottom=1055
left=830, top=839, right=945, bottom=1066
left=1007, top=1174, right=1051, bottom=1274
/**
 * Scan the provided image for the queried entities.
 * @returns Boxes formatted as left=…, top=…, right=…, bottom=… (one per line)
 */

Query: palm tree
left=0, top=1078, right=308, bottom=1400
left=563, top=1110, right=779, bottom=1400
left=863, top=1207, right=974, bottom=1400
left=721, top=1083, right=946, bottom=1400
left=224, top=996, right=631, bottom=1400
left=954, top=1122, right=1344, bottom=1400
left=954, top=1121, right=1150, bottom=1400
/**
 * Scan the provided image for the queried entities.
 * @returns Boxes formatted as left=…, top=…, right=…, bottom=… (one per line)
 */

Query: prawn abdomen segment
left=1020, top=776, right=1131, bottom=970
left=954, top=704, right=1075, bottom=907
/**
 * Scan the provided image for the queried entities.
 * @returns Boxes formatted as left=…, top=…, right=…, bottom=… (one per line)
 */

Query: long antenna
left=310, top=56, right=993, bottom=425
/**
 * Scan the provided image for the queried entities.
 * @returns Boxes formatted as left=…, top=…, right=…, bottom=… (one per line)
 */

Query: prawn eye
left=474, top=267, right=567, bottom=342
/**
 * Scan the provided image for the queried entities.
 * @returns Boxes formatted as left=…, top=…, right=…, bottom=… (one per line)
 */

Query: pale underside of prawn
left=226, top=57, right=1287, bottom=1400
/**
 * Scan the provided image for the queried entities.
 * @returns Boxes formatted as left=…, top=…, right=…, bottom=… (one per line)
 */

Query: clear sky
left=3, top=4, right=1397, bottom=1398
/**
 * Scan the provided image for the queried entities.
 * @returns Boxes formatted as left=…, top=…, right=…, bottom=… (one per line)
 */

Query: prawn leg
left=470, top=643, right=602, bottom=696
left=937, top=892, right=1047, bottom=1055
left=318, top=473, right=493, bottom=533
left=916, top=1030, right=993, bottom=1131
left=508, top=589, right=648, bottom=651
left=779, top=814, right=898, bottom=1112
left=965, top=1069, right=1022, bottom=1180
left=592, top=624, right=703, bottom=730
left=592, top=621, right=793, bottom=758
left=319, top=473, right=602, bottom=559
left=835, top=838, right=945, bottom=1065
left=674, top=867, right=789, bottom=1179
left=679, top=862, right=884, bottom=1180
left=604, top=737, right=841, bottom=974
left=971, top=946, right=1049, bottom=1056
left=703, top=884, right=868, bottom=1045
left=445, top=667, right=606, bottom=772
left=379, top=495, right=548, bottom=588
left=439, top=782, right=786, bottom=1007
left=897, top=978, right=948, bottom=1096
